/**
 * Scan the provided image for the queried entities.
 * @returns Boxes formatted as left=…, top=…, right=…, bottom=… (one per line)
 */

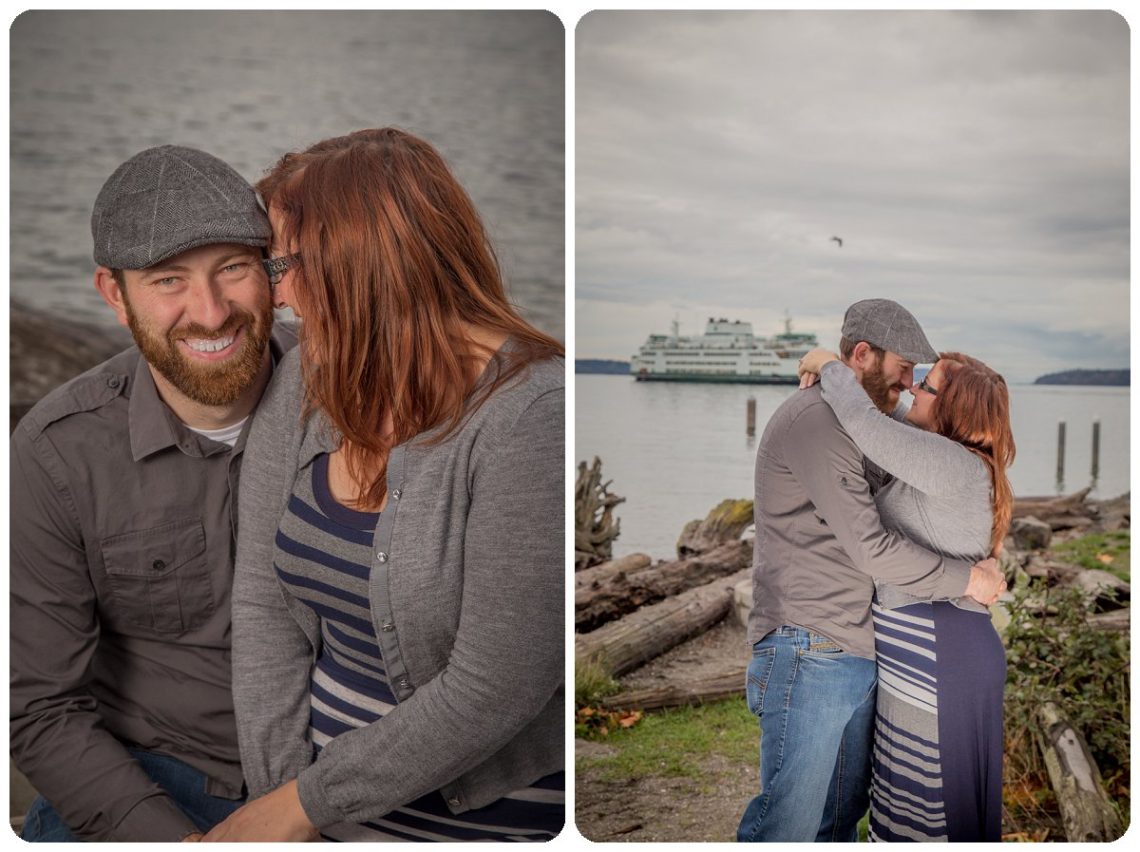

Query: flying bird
left=830, top=236, right=843, bottom=248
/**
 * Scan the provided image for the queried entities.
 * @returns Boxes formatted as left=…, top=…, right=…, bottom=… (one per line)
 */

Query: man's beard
left=860, top=356, right=901, bottom=415
left=125, top=300, right=273, bottom=407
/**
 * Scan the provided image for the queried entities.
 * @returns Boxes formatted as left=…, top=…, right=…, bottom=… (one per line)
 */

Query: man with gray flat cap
left=10, top=145, right=296, bottom=842
left=736, top=298, right=1005, bottom=843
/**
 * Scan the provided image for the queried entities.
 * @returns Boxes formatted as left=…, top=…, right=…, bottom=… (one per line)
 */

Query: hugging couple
left=737, top=298, right=1016, bottom=843
left=11, top=131, right=565, bottom=841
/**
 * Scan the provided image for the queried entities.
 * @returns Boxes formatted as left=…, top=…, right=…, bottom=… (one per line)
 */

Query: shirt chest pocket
left=100, top=518, right=215, bottom=635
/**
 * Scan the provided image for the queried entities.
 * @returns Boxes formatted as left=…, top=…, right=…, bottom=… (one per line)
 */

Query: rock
left=1090, top=493, right=1130, bottom=531
left=1010, top=516, right=1053, bottom=551
left=10, top=300, right=130, bottom=432
left=1069, top=569, right=1129, bottom=611
left=677, top=498, right=754, bottom=557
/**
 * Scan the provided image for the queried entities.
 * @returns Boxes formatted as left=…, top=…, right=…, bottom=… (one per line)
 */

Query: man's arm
left=783, top=402, right=1000, bottom=600
left=9, top=423, right=199, bottom=841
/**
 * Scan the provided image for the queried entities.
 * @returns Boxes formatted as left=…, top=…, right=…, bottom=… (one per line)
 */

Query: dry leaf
left=1097, top=553, right=1114, bottom=564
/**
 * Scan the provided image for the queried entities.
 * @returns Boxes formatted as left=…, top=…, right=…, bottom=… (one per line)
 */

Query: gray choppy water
left=10, top=10, right=564, bottom=338
left=576, top=375, right=1130, bottom=560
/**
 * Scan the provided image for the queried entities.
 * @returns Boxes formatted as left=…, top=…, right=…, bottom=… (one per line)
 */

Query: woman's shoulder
left=484, top=352, right=564, bottom=411
left=445, top=354, right=564, bottom=453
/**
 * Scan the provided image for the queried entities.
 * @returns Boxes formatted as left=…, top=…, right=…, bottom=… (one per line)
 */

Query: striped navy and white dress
left=869, top=600, right=1006, bottom=842
left=273, top=452, right=565, bottom=842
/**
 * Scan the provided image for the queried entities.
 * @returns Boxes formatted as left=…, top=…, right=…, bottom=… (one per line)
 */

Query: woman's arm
left=818, top=360, right=982, bottom=496
left=231, top=352, right=319, bottom=799
left=294, top=385, right=565, bottom=829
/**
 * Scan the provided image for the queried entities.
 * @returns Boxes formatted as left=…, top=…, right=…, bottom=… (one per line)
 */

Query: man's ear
left=94, top=267, right=130, bottom=328
left=850, top=340, right=875, bottom=371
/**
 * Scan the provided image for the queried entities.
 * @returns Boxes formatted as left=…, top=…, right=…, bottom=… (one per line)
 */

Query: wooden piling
left=1091, top=420, right=1101, bottom=482
left=746, top=397, right=756, bottom=436
left=1056, top=421, right=1066, bottom=488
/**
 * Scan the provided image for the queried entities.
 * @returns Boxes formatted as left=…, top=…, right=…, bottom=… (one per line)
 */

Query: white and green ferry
left=631, top=315, right=817, bottom=384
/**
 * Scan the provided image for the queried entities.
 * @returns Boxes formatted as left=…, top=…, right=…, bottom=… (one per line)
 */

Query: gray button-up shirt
left=9, top=327, right=295, bottom=842
left=746, top=384, right=973, bottom=660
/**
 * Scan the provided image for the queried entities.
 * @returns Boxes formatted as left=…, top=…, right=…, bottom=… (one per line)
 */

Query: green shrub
left=1002, top=579, right=1130, bottom=831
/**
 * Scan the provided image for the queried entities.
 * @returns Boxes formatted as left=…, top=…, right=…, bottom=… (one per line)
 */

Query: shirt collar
left=128, top=355, right=187, bottom=461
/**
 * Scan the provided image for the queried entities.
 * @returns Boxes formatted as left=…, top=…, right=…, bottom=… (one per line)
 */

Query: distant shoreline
left=577, top=359, right=630, bottom=375
left=1033, top=369, right=1129, bottom=387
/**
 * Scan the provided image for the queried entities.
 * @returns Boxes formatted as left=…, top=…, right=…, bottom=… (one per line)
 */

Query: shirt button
left=107, top=376, right=121, bottom=389
left=376, top=552, right=388, bottom=563
left=152, top=559, right=166, bottom=571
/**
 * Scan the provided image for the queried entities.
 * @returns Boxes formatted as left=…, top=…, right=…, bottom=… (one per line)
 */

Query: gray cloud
left=576, top=10, right=1129, bottom=383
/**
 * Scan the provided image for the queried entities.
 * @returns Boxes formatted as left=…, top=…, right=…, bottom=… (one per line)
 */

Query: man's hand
left=200, top=779, right=319, bottom=842
left=964, top=556, right=1007, bottom=606
left=798, top=347, right=839, bottom=389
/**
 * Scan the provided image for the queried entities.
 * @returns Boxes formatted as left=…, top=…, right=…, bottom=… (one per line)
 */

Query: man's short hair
left=839, top=336, right=885, bottom=362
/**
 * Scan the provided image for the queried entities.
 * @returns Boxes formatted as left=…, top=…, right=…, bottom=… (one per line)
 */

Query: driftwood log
left=576, top=567, right=751, bottom=679
left=1035, top=701, right=1125, bottom=842
left=1012, top=488, right=1095, bottom=531
left=575, top=457, right=625, bottom=570
left=602, top=662, right=748, bottom=711
left=1087, top=608, right=1129, bottom=632
left=576, top=541, right=752, bottom=633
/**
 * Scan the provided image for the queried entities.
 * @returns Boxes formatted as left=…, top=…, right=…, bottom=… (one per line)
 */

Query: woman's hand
left=201, top=779, right=320, bottom=842
left=798, top=348, right=840, bottom=389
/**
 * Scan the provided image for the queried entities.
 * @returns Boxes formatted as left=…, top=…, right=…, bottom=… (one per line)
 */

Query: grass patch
left=575, top=657, right=621, bottom=708
left=575, top=697, right=756, bottom=782
left=1049, top=530, right=1130, bottom=582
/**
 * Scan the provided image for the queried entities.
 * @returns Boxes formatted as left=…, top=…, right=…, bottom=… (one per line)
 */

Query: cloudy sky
left=576, top=10, right=1129, bottom=383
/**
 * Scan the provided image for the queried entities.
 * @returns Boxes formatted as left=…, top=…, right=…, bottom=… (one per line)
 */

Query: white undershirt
left=185, top=416, right=248, bottom=448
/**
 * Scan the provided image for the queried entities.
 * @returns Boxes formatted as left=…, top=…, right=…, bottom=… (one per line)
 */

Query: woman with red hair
left=204, top=128, right=564, bottom=841
left=798, top=346, right=1015, bottom=842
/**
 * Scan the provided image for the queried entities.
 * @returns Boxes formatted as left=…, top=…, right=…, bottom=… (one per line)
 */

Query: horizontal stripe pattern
left=274, top=453, right=563, bottom=841
left=869, top=602, right=947, bottom=842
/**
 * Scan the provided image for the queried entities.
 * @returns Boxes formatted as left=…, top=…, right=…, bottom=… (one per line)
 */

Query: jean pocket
left=745, top=646, right=777, bottom=717
left=805, top=632, right=844, bottom=655
left=101, top=518, right=214, bottom=634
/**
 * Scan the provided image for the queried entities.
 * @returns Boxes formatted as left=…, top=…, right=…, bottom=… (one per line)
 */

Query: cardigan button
left=392, top=489, right=402, bottom=500
left=381, top=621, right=395, bottom=632
left=447, top=797, right=461, bottom=808
left=376, top=552, right=388, bottom=563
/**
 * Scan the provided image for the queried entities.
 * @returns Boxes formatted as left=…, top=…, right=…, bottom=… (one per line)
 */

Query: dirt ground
left=575, top=618, right=758, bottom=842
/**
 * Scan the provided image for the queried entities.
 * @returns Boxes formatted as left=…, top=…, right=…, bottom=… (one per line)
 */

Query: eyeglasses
left=262, top=253, right=301, bottom=285
left=915, top=377, right=939, bottom=397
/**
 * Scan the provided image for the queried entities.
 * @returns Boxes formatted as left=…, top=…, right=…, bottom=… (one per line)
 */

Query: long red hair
left=257, top=127, right=563, bottom=508
left=930, top=352, right=1016, bottom=554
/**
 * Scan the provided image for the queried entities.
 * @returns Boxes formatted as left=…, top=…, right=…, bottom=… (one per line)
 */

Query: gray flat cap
left=841, top=298, right=939, bottom=363
left=91, top=145, right=270, bottom=269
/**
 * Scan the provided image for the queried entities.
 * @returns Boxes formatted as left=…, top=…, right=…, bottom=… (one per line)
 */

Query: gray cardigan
left=232, top=346, right=564, bottom=828
left=819, top=361, right=993, bottom=613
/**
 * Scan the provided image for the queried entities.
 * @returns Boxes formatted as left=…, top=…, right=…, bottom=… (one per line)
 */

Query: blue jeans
left=736, top=626, right=877, bottom=842
left=20, top=748, right=244, bottom=842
